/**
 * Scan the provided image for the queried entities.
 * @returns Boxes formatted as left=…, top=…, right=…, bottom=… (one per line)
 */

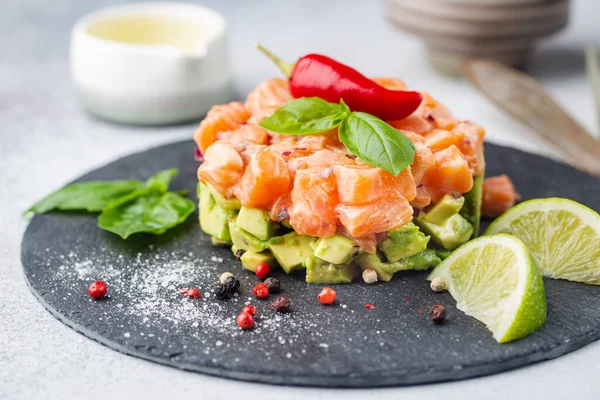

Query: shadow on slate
left=21, top=140, right=600, bottom=387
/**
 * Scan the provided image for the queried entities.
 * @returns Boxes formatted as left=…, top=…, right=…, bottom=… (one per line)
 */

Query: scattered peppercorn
left=242, top=305, right=257, bottom=316
left=214, top=276, right=240, bottom=300
left=223, top=276, right=240, bottom=292
left=418, top=309, right=423, bottom=315
left=255, top=263, right=271, bottom=280
left=219, top=272, right=234, bottom=284
left=253, top=283, right=269, bottom=299
left=362, top=269, right=378, bottom=284
left=185, top=288, right=201, bottom=299
left=271, top=296, right=291, bottom=312
left=430, top=277, right=446, bottom=293
left=318, top=287, right=336, bottom=305
left=264, top=277, right=281, bottom=293
left=364, top=303, right=374, bottom=310
left=237, top=312, right=255, bottom=330
left=430, top=305, right=446, bottom=324
left=88, top=281, right=107, bottom=299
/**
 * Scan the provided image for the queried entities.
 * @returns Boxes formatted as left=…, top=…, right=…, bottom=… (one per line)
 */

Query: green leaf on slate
left=98, top=191, right=195, bottom=239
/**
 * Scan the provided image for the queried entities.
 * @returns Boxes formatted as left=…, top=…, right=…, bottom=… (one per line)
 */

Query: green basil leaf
left=145, top=168, right=178, bottom=192
left=98, top=191, right=195, bottom=239
left=338, top=112, right=415, bottom=176
left=259, top=97, right=346, bottom=134
left=26, top=180, right=145, bottom=214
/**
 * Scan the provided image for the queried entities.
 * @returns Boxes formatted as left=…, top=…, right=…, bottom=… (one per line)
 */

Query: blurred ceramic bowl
left=70, top=2, right=233, bottom=125
left=386, top=0, right=570, bottom=75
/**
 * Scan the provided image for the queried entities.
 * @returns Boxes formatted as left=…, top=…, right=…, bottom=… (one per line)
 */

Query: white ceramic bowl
left=386, top=0, right=570, bottom=75
left=70, top=2, right=233, bottom=125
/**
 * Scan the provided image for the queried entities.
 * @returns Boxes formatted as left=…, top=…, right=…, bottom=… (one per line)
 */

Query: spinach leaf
left=145, top=168, right=178, bottom=192
left=98, top=191, right=195, bottom=239
left=27, top=180, right=144, bottom=214
left=259, top=97, right=347, bottom=135
left=338, top=112, right=415, bottom=176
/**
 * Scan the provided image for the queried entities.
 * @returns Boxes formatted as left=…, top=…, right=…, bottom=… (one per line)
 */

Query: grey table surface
left=2, top=0, right=600, bottom=398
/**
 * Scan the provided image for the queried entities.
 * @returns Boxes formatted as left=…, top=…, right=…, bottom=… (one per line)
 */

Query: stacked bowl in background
left=386, top=0, right=570, bottom=75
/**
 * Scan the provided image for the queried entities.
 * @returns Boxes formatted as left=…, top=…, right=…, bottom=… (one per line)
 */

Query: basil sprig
left=27, top=169, right=195, bottom=239
left=259, top=98, right=415, bottom=175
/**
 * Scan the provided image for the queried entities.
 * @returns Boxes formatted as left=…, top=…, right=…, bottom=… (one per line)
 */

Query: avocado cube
left=267, top=232, right=315, bottom=274
left=236, top=207, right=278, bottom=241
left=416, top=214, right=474, bottom=250
left=305, top=257, right=359, bottom=284
left=240, top=250, right=277, bottom=272
left=460, top=172, right=484, bottom=238
left=199, top=186, right=235, bottom=241
left=355, top=250, right=442, bottom=282
left=378, top=222, right=430, bottom=263
left=313, top=234, right=358, bottom=265
left=424, top=194, right=465, bottom=225
left=228, top=218, right=267, bottom=253
left=198, top=182, right=241, bottom=210
left=211, top=236, right=231, bottom=246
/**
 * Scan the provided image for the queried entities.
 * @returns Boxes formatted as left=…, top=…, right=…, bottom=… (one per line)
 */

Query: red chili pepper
left=256, top=43, right=422, bottom=121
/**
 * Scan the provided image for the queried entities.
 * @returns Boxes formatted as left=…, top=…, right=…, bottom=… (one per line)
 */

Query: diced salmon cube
left=482, top=175, right=517, bottom=218
left=288, top=169, right=339, bottom=237
left=336, top=197, right=414, bottom=237
left=423, top=145, right=474, bottom=202
left=218, top=124, right=269, bottom=145
left=234, top=149, right=290, bottom=209
left=193, top=102, right=251, bottom=154
left=197, top=142, right=245, bottom=198
left=334, top=165, right=416, bottom=205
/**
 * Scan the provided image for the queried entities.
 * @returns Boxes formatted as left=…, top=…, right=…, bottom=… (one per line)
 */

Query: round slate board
left=22, top=140, right=600, bottom=387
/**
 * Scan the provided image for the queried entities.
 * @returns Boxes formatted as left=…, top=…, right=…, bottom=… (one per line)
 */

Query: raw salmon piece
left=334, top=165, right=416, bottom=205
left=197, top=142, right=244, bottom=197
left=288, top=149, right=354, bottom=175
left=336, top=197, right=414, bottom=237
left=388, top=115, right=434, bottom=135
left=423, top=145, right=473, bottom=202
left=482, top=175, right=517, bottom=218
left=234, top=149, right=290, bottom=209
left=452, top=121, right=486, bottom=176
left=245, top=78, right=293, bottom=123
left=411, top=187, right=432, bottom=210
left=411, top=142, right=436, bottom=184
left=270, top=195, right=292, bottom=222
left=218, top=124, right=269, bottom=145
left=338, top=226, right=378, bottom=254
left=296, top=131, right=342, bottom=151
left=289, top=169, right=339, bottom=237
left=193, top=102, right=251, bottom=154
left=424, top=129, right=466, bottom=152
left=371, top=77, right=407, bottom=90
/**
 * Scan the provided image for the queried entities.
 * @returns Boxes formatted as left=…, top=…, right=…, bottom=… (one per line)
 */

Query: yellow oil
left=87, top=15, right=206, bottom=53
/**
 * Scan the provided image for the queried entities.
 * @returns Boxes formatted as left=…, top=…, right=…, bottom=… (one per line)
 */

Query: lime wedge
left=486, top=198, right=600, bottom=285
left=428, top=234, right=546, bottom=343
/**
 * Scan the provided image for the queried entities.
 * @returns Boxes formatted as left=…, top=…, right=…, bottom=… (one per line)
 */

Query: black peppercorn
left=214, top=284, right=230, bottom=300
left=214, top=276, right=240, bottom=300
left=223, top=276, right=240, bottom=292
left=270, top=296, right=291, bottom=312
left=429, top=305, right=446, bottom=324
left=264, top=277, right=281, bottom=293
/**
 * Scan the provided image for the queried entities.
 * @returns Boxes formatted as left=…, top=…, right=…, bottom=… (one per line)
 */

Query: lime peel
left=486, top=198, right=600, bottom=285
left=428, top=234, right=546, bottom=343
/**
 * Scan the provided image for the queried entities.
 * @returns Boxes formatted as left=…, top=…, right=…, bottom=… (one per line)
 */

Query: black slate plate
left=21, top=141, right=600, bottom=387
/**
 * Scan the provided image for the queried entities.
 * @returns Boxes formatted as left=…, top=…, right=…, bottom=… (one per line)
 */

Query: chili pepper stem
left=254, top=42, right=295, bottom=79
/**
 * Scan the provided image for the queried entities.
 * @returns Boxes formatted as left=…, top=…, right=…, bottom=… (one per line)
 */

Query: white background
left=1, top=0, right=599, bottom=398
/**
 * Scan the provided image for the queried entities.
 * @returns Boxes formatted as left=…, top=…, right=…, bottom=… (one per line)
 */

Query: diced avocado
left=211, top=236, right=231, bottom=246
left=240, top=250, right=277, bottom=272
left=199, top=184, right=235, bottom=241
left=415, top=214, right=474, bottom=250
left=378, top=222, right=430, bottom=263
left=355, top=250, right=442, bottom=282
left=228, top=218, right=267, bottom=253
left=305, top=257, right=359, bottom=284
left=403, top=249, right=442, bottom=270
left=236, top=207, right=278, bottom=241
left=424, top=194, right=465, bottom=225
left=267, top=232, right=315, bottom=274
left=198, top=182, right=241, bottom=210
left=313, top=234, right=358, bottom=265
left=460, top=171, right=484, bottom=238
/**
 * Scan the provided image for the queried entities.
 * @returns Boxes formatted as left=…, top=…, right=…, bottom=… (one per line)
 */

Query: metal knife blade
left=463, top=59, right=600, bottom=177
